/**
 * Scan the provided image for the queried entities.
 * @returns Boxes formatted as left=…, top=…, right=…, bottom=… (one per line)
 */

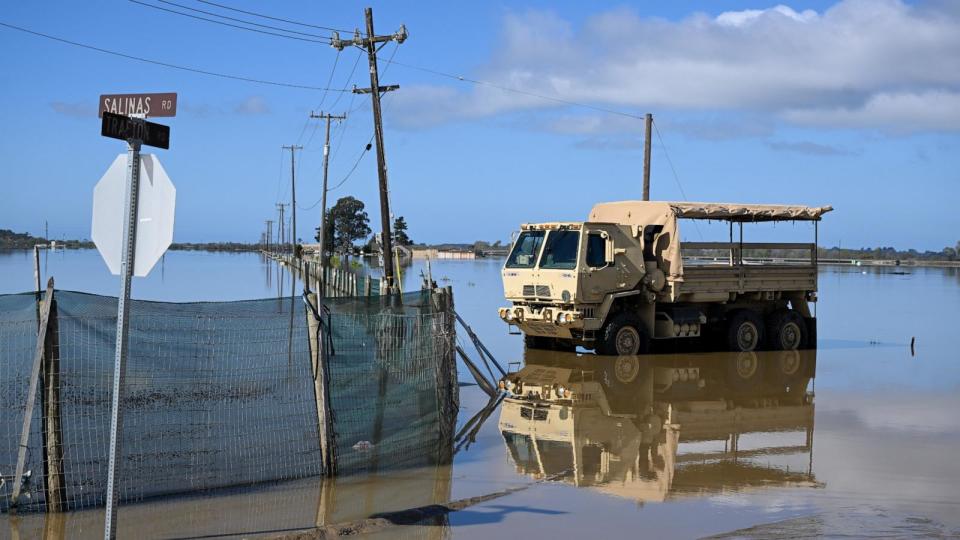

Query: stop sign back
left=92, top=153, right=176, bottom=277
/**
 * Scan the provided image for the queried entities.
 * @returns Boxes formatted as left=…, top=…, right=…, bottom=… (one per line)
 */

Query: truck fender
left=598, top=290, right=654, bottom=335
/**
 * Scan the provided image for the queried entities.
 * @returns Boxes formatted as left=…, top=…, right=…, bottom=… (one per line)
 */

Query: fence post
left=41, top=290, right=66, bottom=512
left=365, top=276, right=372, bottom=297
left=305, top=292, right=336, bottom=476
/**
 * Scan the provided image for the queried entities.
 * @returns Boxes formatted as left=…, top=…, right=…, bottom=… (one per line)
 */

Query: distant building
left=410, top=247, right=475, bottom=260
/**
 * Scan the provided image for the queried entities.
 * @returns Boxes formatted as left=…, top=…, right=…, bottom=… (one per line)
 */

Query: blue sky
left=0, top=0, right=957, bottom=250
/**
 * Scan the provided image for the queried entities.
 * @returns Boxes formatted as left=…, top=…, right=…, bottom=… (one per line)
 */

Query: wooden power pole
left=282, top=145, right=303, bottom=256
left=276, top=203, right=287, bottom=250
left=332, top=8, right=407, bottom=294
left=642, top=113, right=652, bottom=201
left=309, top=111, right=347, bottom=270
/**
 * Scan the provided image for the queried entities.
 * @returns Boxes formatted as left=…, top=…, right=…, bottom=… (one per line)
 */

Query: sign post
left=103, top=136, right=141, bottom=540
left=95, top=93, right=176, bottom=540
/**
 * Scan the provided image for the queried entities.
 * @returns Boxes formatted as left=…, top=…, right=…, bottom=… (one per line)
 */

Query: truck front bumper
left=498, top=305, right=583, bottom=339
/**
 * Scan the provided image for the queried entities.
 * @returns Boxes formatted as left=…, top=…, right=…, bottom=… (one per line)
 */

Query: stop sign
left=92, top=153, right=176, bottom=277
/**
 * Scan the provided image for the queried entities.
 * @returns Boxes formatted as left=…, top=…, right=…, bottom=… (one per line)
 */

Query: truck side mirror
left=604, top=237, right=615, bottom=265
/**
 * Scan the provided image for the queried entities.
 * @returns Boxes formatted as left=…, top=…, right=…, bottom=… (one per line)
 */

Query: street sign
left=92, top=153, right=176, bottom=277
left=99, top=92, right=177, bottom=118
left=101, top=112, right=170, bottom=149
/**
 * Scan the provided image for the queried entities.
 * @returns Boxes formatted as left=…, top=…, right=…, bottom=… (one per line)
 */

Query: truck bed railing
left=680, top=242, right=817, bottom=267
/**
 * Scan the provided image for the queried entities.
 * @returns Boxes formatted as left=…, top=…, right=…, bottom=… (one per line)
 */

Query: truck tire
left=725, top=351, right=765, bottom=391
left=598, top=313, right=650, bottom=356
left=766, top=309, right=808, bottom=350
left=726, top=310, right=763, bottom=352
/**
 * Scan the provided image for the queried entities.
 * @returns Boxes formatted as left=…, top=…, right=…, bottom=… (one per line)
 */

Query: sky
left=0, top=0, right=958, bottom=251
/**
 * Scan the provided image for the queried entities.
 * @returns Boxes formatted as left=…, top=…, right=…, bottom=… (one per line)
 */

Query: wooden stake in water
left=104, top=140, right=142, bottom=540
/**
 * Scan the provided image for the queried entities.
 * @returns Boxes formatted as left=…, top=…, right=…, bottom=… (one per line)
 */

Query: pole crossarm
left=351, top=84, right=399, bottom=95
left=330, top=24, right=407, bottom=50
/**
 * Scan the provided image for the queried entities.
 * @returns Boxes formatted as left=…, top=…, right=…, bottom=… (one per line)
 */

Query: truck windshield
left=505, top=231, right=545, bottom=268
left=539, top=230, right=580, bottom=269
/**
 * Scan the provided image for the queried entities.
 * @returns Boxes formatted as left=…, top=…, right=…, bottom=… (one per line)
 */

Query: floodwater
left=1, top=249, right=960, bottom=538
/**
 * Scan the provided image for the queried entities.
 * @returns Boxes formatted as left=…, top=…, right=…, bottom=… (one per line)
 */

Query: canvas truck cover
left=588, top=201, right=833, bottom=279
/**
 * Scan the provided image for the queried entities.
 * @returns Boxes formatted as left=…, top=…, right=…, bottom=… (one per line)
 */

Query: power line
left=652, top=119, right=703, bottom=240
left=329, top=136, right=374, bottom=192
left=384, top=58, right=644, bottom=120
left=128, top=0, right=331, bottom=44
left=146, top=0, right=333, bottom=40
left=327, top=49, right=363, bottom=112
left=0, top=21, right=351, bottom=91
left=194, top=0, right=353, bottom=33
left=300, top=49, right=342, bottom=148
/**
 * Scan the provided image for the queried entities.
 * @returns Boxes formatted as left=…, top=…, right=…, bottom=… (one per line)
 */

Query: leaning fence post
left=10, top=278, right=56, bottom=511
left=305, top=292, right=336, bottom=476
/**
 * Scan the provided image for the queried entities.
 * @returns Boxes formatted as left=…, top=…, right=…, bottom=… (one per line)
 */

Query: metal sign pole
left=103, top=138, right=142, bottom=540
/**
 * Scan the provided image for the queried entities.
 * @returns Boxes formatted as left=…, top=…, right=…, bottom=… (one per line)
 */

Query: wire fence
left=0, top=287, right=457, bottom=513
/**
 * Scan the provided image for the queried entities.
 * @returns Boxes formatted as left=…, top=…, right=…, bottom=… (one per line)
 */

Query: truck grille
left=522, top=285, right=552, bottom=298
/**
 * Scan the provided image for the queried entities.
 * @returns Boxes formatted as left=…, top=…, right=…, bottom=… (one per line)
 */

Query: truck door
left=579, top=226, right=619, bottom=304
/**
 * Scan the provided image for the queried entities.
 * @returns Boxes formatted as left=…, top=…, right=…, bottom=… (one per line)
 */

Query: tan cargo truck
left=498, top=350, right=817, bottom=500
left=498, top=201, right=832, bottom=355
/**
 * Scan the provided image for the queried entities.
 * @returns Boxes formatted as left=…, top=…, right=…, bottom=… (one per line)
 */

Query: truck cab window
left=506, top=231, right=545, bottom=268
left=586, top=233, right=606, bottom=267
left=540, top=230, right=580, bottom=269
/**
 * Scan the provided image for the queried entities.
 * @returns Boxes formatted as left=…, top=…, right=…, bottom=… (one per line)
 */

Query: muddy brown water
left=1, top=251, right=959, bottom=538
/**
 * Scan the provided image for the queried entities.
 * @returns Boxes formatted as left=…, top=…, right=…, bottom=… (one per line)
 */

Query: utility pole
left=642, top=113, right=652, bottom=201
left=283, top=145, right=303, bottom=257
left=332, top=8, right=406, bottom=294
left=276, top=203, right=287, bottom=251
left=264, top=219, right=274, bottom=252
left=309, top=111, right=347, bottom=270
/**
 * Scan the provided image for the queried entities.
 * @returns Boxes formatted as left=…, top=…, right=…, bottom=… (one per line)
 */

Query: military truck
left=498, top=201, right=832, bottom=355
left=498, top=350, right=817, bottom=500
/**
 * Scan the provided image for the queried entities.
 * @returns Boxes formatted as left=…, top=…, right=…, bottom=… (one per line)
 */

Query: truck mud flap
left=804, top=316, right=817, bottom=350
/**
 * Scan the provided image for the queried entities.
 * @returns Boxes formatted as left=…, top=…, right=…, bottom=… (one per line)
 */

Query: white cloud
left=715, top=5, right=818, bottom=27
left=389, top=1, right=960, bottom=134
left=783, top=90, right=960, bottom=132
left=234, top=95, right=270, bottom=115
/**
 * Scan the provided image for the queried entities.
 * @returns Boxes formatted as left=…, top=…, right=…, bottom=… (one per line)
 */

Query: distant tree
left=314, top=209, right=336, bottom=255
left=473, top=240, right=490, bottom=253
left=392, top=216, right=412, bottom=246
left=493, top=240, right=502, bottom=248
left=329, top=196, right=371, bottom=253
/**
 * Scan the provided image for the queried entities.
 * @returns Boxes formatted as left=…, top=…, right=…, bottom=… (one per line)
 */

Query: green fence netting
left=0, top=288, right=457, bottom=513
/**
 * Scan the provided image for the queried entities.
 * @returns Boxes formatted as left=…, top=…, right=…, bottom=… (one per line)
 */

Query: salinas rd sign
left=99, top=92, right=177, bottom=118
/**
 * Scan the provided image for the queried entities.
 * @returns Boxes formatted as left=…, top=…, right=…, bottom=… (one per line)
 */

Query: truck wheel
left=766, top=309, right=808, bottom=350
left=599, top=313, right=650, bottom=356
left=725, top=351, right=765, bottom=390
left=726, top=310, right=763, bottom=352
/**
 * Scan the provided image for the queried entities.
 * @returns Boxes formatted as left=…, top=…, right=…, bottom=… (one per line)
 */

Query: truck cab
left=500, top=201, right=832, bottom=355
left=500, top=222, right=645, bottom=351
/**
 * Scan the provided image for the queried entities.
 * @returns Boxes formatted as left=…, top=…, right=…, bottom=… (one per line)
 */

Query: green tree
left=392, top=216, right=412, bottom=246
left=314, top=208, right=338, bottom=255
left=328, top=196, right=371, bottom=254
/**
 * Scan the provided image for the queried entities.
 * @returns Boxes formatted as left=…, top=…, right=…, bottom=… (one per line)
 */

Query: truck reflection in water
left=499, top=349, right=818, bottom=502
